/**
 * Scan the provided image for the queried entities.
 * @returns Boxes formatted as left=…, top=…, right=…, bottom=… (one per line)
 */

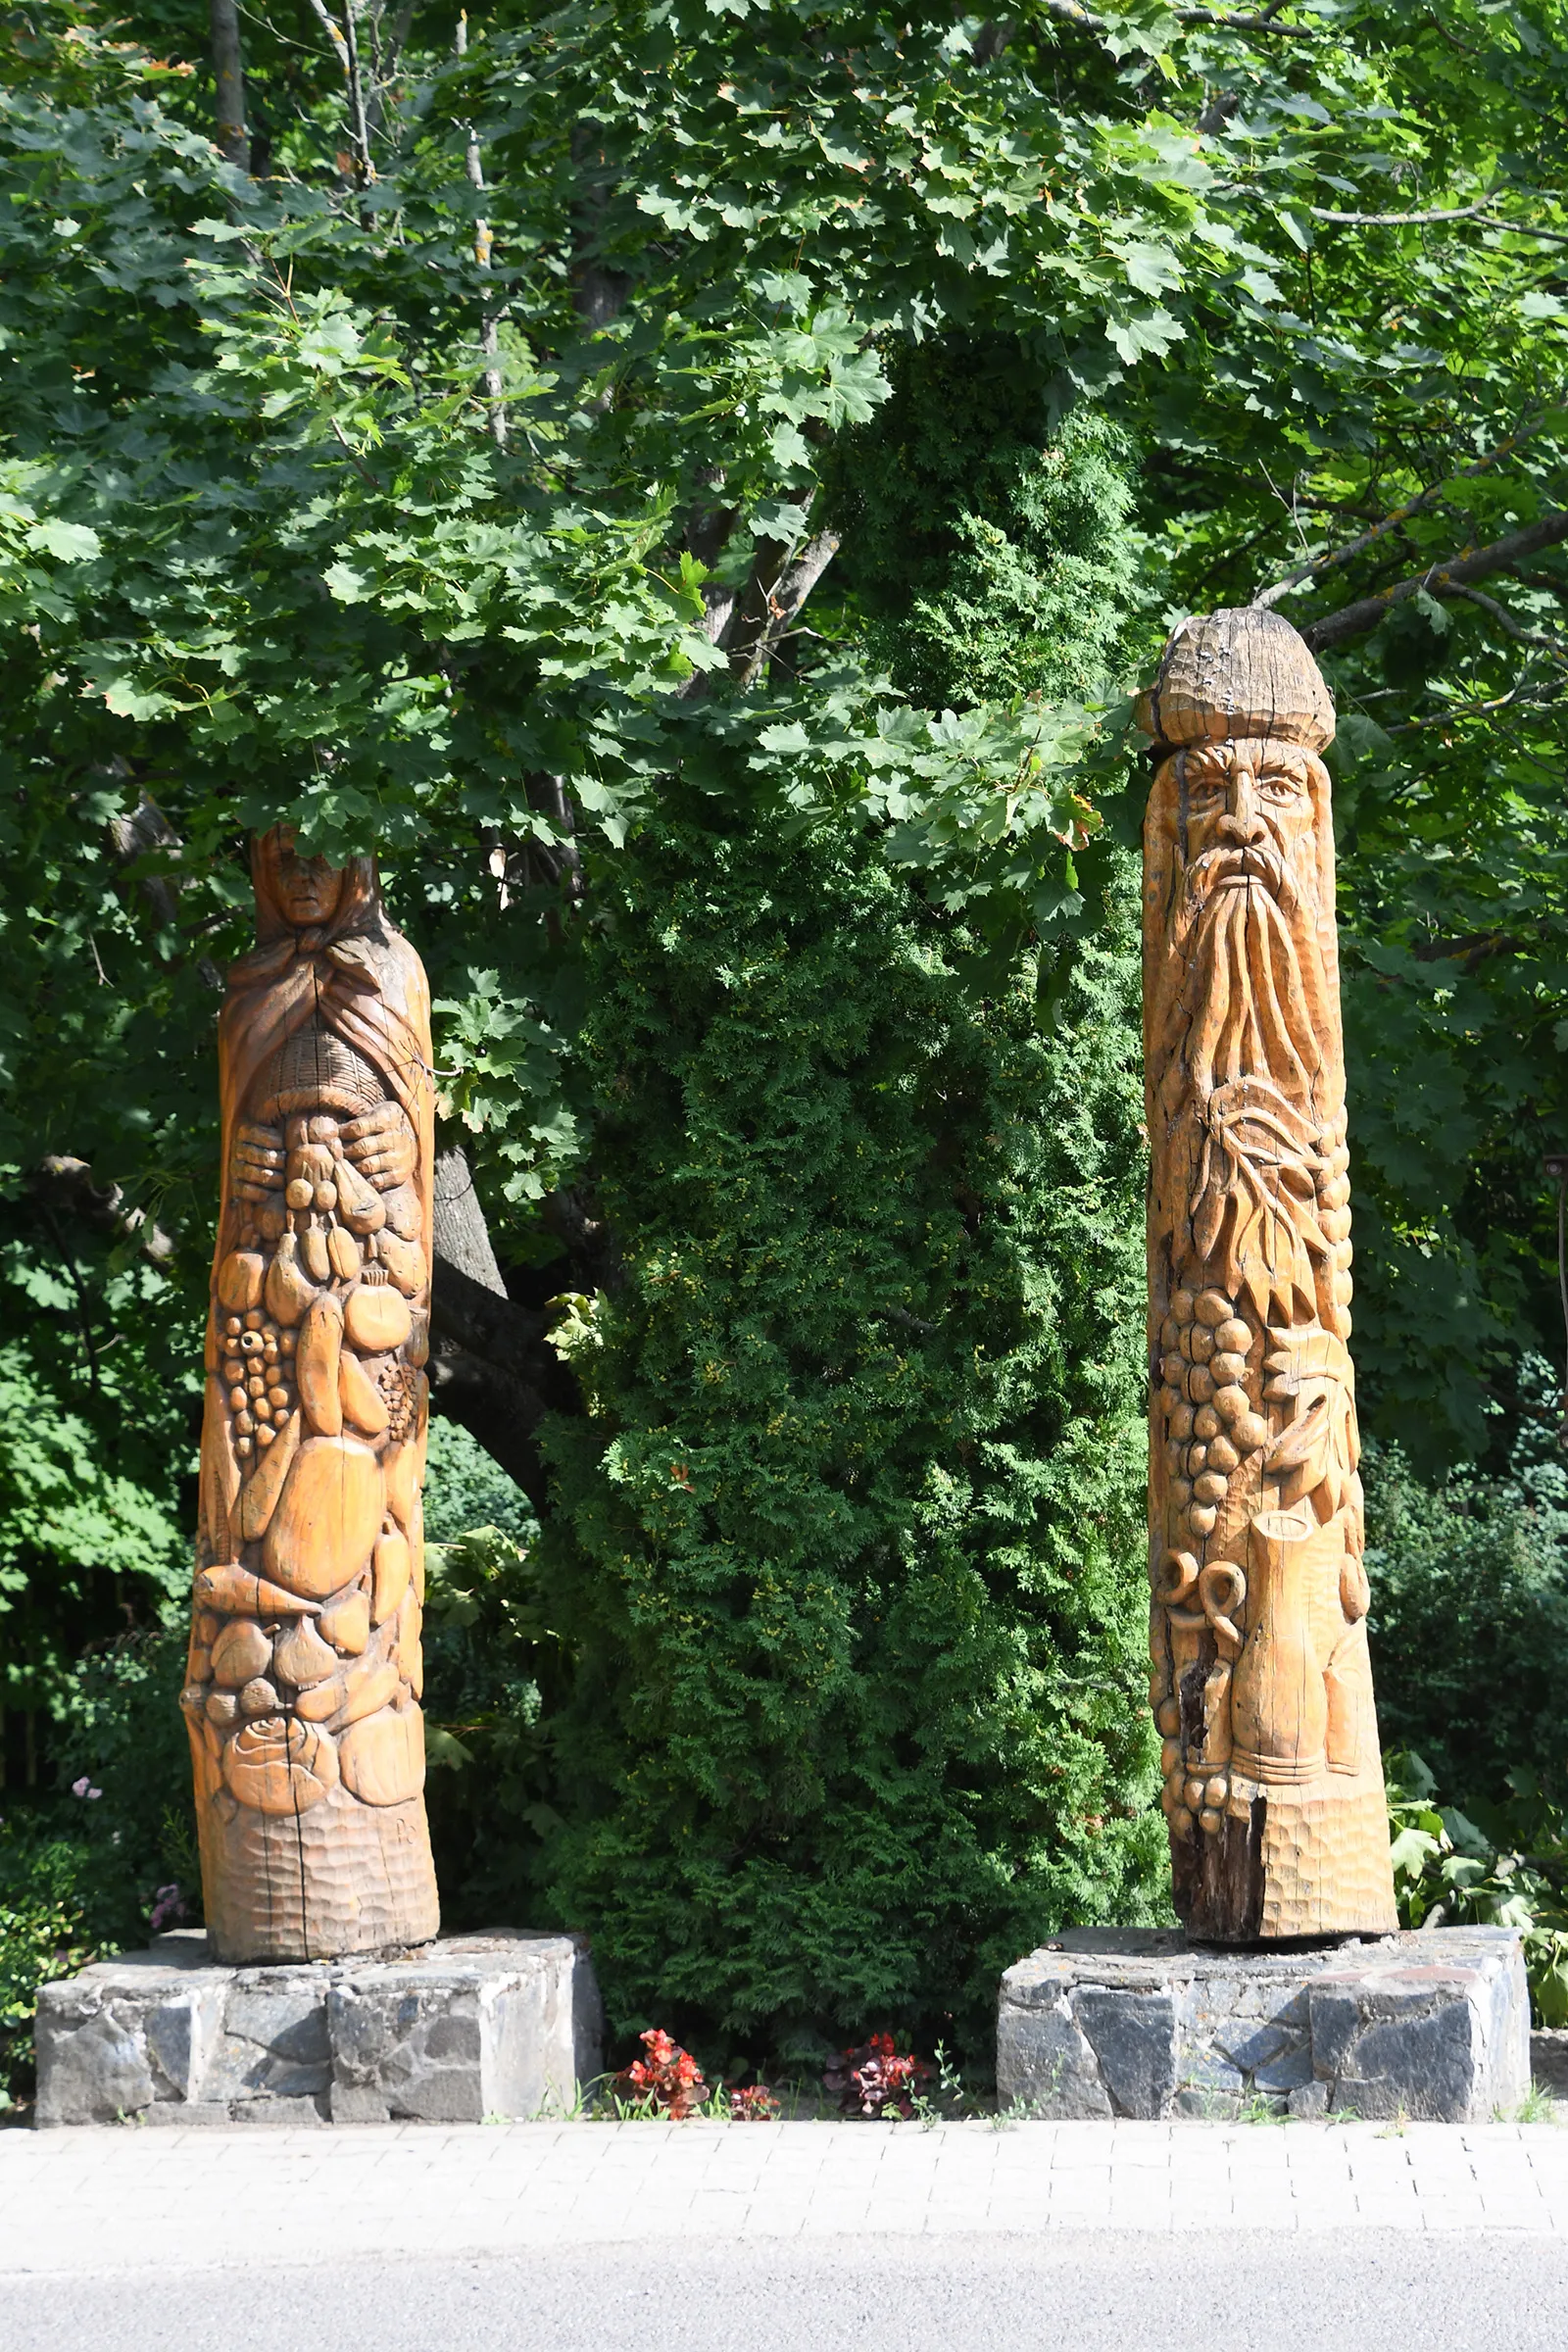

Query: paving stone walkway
left=3, top=2116, right=1567, bottom=2272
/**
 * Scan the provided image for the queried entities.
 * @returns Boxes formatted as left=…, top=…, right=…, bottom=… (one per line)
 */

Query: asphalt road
left=3, top=2233, right=1562, bottom=2352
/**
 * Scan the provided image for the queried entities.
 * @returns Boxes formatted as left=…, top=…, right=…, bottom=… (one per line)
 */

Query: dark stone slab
left=35, top=1930, right=602, bottom=2128
left=998, top=1927, right=1529, bottom=2123
left=1075, top=1987, right=1177, bottom=2118
left=1532, top=2028, right=1568, bottom=2098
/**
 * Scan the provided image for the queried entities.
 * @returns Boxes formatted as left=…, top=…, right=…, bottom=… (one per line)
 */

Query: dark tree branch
left=1446, top=583, right=1568, bottom=660
left=1407, top=930, right=1530, bottom=967
left=107, top=790, right=223, bottom=990
left=31, top=1156, right=174, bottom=1270
left=1300, top=512, right=1568, bottom=649
left=1253, top=422, right=1540, bottom=608
left=731, top=530, right=841, bottom=686
left=429, top=1250, right=551, bottom=1372
left=1040, top=0, right=1326, bottom=33
left=209, top=0, right=249, bottom=169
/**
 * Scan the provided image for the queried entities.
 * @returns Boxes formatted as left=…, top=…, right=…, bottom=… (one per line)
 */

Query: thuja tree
left=531, top=816, right=1156, bottom=2060
left=4, top=0, right=1568, bottom=2036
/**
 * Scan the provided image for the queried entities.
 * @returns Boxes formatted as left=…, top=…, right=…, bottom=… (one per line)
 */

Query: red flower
left=728, top=2083, right=781, bottom=2121
left=613, top=2028, right=709, bottom=2119
left=823, top=2034, right=933, bottom=2121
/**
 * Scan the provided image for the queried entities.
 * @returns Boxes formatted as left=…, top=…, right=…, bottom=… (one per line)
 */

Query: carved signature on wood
left=181, top=829, right=440, bottom=1961
left=1141, top=610, right=1397, bottom=1939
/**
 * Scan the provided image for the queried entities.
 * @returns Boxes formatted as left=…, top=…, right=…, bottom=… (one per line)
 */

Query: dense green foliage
left=0, top=1204, right=196, bottom=1783
left=4, top=0, right=1568, bottom=2075
left=529, top=812, right=1159, bottom=2063
left=1388, top=1751, right=1568, bottom=2029
left=1366, top=1366, right=1568, bottom=1801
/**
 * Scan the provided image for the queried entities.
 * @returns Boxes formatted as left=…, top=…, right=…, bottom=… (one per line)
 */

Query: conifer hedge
left=524, top=810, right=1165, bottom=2065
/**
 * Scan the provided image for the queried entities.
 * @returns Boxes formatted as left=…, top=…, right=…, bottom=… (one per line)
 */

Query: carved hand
left=340, top=1104, right=416, bottom=1191
left=231, top=1121, right=285, bottom=1201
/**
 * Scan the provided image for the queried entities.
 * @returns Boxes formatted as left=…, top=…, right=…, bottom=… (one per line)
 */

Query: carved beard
left=1171, top=842, right=1331, bottom=1110
left=1155, top=838, right=1340, bottom=1310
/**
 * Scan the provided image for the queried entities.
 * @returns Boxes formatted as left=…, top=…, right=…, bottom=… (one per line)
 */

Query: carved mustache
left=1183, top=839, right=1298, bottom=914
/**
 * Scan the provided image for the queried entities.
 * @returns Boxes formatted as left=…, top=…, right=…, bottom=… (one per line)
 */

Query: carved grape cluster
left=1156, top=1287, right=1268, bottom=1544
left=220, top=1308, right=296, bottom=1463
left=1318, top=1113, right=1354, bottom=1336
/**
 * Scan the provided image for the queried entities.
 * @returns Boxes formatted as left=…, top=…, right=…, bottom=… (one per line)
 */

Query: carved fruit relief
left=1140, top=610, right=1396, bottom=1941
left=184, top=826, right=439, bottom=1963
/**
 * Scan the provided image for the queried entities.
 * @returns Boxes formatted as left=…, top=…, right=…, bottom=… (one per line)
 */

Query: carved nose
left=1218, top=810, right=1267, bottom=847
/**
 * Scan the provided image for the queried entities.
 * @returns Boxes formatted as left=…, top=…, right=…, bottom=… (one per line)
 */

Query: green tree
left=4, top=0, right=1568, bottom=2053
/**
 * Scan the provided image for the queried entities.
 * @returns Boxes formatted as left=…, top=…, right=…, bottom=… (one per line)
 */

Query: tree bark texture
left=209, top=0, right=248, bottom=168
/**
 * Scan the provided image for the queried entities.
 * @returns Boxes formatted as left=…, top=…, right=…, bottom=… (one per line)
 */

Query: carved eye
left=1258, top=769, right=1301, bottom=804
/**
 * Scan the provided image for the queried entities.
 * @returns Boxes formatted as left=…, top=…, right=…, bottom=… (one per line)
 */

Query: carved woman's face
left=256, top=827, right=345, bottom=928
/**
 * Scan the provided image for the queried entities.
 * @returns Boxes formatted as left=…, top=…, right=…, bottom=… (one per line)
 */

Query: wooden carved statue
left=181, top=829, right=441, bottom=1961
left=1140, top=609, right=1397, bottom=1940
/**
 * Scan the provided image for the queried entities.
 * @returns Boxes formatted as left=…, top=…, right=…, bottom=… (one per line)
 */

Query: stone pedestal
left=998, top=1927, right=1529, bottom=2122
left=35, top=1928, right=602, bottom=2128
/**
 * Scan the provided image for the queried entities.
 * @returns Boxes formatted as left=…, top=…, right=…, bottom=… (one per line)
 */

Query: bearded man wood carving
left=1140, top=609, right=1396, bottom=1940
left=181, top=828, right=440, bottom=1961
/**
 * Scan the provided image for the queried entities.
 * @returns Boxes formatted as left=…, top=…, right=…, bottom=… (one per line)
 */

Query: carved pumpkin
left=343, top=1276, right=412, bottom=1354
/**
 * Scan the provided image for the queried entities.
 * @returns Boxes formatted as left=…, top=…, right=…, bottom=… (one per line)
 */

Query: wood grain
left=1140, top=609, right=1396, bottom=1939
left=183, top=829, right=440, bottom=1961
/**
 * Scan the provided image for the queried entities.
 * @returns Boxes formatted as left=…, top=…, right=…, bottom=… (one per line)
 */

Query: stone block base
left=35, top=1928, right=602, bottom=2128
left=998, top=1926, right=1529, bottom=2122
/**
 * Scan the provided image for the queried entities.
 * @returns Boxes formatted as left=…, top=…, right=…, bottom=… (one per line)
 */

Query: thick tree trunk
left=210, top=0, right=248, bottom=169
left=427, top=1148, right=579, bottom=1509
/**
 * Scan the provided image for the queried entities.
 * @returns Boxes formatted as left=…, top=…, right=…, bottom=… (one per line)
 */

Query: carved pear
left=217, top=1250, right=266, bottom=1312
left=294, top=1673, right=345, bottom=1722
left=333, top=1655, right=400, bottom=1728
left=273, top=1613, right=339, bottom=1690
left=264, top=1230, right=317, bottom=1327
left=211, top=1618, right=272, bottom=1690
left=327, top=1223, right=362, bottom=1283
left=334, top=1152, right=386, bottom=1236
left=322, top=1587, right=371, bottom=1654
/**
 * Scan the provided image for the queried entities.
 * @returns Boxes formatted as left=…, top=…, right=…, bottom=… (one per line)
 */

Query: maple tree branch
left=1308, top=197, right=1494, bottom=227
left=1253, top=421, right=1543, bottom=607
left=1040, top=0, right=1325, bottom=30
left=1299, top=512, right=1568, bottom=650
left=732, top=531, right=841, bottom=687
left=1445, top=584, right=1568, bottom=661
